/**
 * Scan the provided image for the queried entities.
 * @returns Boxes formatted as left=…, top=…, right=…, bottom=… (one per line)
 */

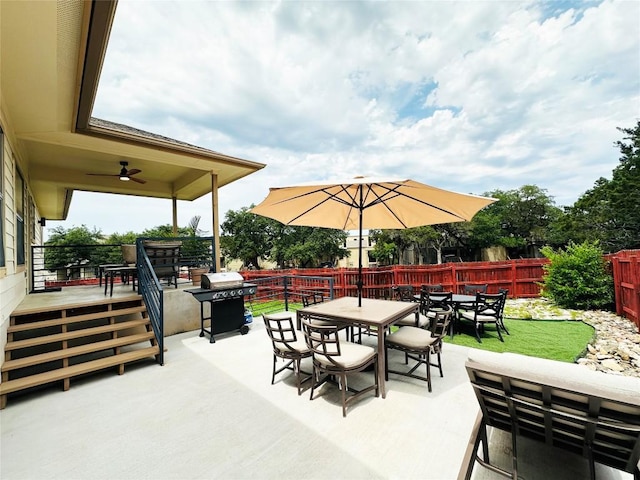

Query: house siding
left=0, top=120, right=40, bottom=363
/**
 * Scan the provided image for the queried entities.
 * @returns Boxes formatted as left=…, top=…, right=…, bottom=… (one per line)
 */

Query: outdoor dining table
left=296, top=296, right=419, bottom=399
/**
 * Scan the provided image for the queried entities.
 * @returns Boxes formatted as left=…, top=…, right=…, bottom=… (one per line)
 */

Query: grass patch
left=445, top=318, right=595, bottom=363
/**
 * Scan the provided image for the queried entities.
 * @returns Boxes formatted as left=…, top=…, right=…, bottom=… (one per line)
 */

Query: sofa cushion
left=466, top=349, right=640, bottom=407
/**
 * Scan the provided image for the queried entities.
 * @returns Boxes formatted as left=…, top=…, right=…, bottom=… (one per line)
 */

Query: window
left=16, top=169, right=25, bottom=265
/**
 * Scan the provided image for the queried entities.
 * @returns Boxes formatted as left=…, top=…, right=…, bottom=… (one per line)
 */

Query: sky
left=49, top=0, right=640, bottom=238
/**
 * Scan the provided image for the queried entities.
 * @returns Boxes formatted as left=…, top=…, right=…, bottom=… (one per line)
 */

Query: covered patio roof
left=0, top=0, right=264, bottom=221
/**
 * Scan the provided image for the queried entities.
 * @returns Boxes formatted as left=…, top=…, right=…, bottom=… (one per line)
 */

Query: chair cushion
left=386, top=326, right=437, bottom=350
left=460, top=311, right=498, bottom=323
left=274, top=338, right=311, bottom=355
left=314, top=342, right=375, bottom=369
left=395, top=313, right=430, bottom=328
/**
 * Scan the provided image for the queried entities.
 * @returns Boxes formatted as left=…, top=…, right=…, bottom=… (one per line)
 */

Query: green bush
left=540, top=241, right=614, bottom=310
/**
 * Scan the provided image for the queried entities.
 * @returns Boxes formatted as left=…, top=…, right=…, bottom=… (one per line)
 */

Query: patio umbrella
left=251, top=176, right=496, bottom=306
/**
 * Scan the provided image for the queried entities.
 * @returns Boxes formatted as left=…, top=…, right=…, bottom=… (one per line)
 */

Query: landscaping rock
left=505, top=298, right=640, bottom=378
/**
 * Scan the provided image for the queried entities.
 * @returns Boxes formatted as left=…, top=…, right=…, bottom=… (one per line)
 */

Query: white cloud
left=51, top=0, right=640, bottom=237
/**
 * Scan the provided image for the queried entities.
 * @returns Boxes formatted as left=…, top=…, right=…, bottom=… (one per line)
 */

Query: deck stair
left=1, top=295, right=159, bottom=408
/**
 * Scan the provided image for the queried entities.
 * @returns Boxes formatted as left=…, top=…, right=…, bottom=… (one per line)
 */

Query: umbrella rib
left=270, top=186, right=358, bottom=229
left=361, top=183, right=468, bottom=224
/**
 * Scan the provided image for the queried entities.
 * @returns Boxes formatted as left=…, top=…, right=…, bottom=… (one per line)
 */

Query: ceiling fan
left=87, top=161, right=147, bottom=184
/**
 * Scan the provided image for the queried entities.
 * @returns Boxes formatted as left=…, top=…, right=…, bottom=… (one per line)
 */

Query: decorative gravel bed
left=505, top=298, right=640, bottom=378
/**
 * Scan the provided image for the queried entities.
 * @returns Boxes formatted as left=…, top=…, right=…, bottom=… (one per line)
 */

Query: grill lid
left=201, top=271, right=244, bottom=290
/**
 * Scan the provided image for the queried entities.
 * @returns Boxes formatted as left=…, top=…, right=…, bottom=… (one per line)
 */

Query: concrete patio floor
left=0, top=316, right=634, bottom=480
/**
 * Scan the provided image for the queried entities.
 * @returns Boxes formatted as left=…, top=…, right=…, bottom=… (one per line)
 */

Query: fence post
left=612, top=256, right=623, bottom=318
left=511, top=261, right=517, bottom=297
left=283, top=275, right=289, bottom=311
left=632, top=255, right=640, bottom=330
left=450, top=263, right=458, bottom=293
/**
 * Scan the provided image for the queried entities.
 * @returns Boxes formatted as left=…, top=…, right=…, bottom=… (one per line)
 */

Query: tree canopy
left=220, top=206, right=348, bottom=268
left=558, top=122, right=640, bottom=252
left=44, top=225, right=113, bottom=270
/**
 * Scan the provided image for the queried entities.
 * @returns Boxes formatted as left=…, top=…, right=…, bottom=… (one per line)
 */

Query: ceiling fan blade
left=127, top=168, right=142, bottom=176
left=130, top=176, right=147, bottom=184
left=86, top=173, right=119, bottom=177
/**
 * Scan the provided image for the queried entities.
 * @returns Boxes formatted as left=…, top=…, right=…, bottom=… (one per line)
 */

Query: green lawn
left=445, top=318, right=595, bottom=362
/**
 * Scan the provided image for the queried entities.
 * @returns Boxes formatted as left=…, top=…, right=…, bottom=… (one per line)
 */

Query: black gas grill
left=185, top=272, right=257, bottom=343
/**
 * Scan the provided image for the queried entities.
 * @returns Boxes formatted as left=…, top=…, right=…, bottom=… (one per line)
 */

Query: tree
left=141, top=224, right=187, bottom=238
left=181, top=215, right=212, bottom=267
left=44, top=225, right=109, bottom=270
left=280, top=227, right=348, bottom=268
left=220, top=206, right=276, bottom=269
left=221, top=206, right=349, bottom=269
left=468, top=185, right=564, bottom=256
left=560, top=122, right=640, bottom=252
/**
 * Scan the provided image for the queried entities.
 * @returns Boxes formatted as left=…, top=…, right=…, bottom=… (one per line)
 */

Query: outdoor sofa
left=459, top=349, right=640, bottom=480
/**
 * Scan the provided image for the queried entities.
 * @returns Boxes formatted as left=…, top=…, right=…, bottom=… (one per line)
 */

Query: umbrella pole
left=358, top=189, right=363, bottom=307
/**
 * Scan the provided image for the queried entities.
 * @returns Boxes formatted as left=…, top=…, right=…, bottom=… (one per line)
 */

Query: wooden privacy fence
left=608, top=250, right=640, bottom=329
left=242, top=252, right=640, bottom=330
left=241, top=258, right=549, bottom=301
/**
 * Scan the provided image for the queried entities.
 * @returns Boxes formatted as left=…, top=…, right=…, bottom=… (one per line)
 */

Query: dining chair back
left=420, top=283, right=443, bottom=293
left=302, top=292, right=325, bottom=307
left=263, top=313, right=312, bottom=395
left=385, top=307, right=453, bottom=392
left=497, top=288, right=510, bottom=335
left=143, top=240, right=182, bottom=288
left=463, top=284, right=488, bottom=295
left=301, top=317, right=378, bottom=417
left=392, top=285, right=415, bottom=302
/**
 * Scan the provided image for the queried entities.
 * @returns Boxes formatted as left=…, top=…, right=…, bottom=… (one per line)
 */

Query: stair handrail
left=136, top=239, right=164, bottom=365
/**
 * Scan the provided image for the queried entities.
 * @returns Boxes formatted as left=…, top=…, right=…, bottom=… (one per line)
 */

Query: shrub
left=540, top=241, right=613, bottom=310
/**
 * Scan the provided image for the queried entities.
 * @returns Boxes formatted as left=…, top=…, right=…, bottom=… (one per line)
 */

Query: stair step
left=8, top=306, right=147, bottom=333
left=1, top=332, right=156, bottom=372
left=5, top=319, right=150, bottom=351
left=0, top=347, right=160, bottom=396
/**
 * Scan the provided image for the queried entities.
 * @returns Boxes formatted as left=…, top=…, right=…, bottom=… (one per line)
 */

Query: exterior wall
left=0, top=115, right=44, bottom=362
left=337, top=233, right=375, bottom=268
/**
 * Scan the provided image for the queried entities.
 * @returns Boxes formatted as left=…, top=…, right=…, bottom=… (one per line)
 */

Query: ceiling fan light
left=120, top=175, right=130, bottom=181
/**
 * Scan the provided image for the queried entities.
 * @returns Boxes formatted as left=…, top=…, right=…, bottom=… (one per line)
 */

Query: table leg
left=378, top=327, right=386, bottom=398
left=110, top=272, right=115, bottom=297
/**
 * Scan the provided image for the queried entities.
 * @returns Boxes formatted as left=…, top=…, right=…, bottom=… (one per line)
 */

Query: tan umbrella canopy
left=251, top=176, right=497, bottom=305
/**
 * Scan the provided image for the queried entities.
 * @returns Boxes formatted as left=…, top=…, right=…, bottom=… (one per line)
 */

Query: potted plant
left=182, top=216, right=211, bottom=286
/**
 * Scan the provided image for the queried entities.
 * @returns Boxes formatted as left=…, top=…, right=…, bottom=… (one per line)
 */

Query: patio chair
left=263, top=313, right=312, bottom=395
left=301, top=316, right=379, bottom=417
left=394, top=289, right=432, bottom=328
left=459, top=292, right=506, bottom=343
left=143, top=240, right=181, bottom=288
left=385, top=307, right=453, bottom=392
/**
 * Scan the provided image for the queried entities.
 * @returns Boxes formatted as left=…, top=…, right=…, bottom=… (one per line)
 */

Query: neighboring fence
left=241, top=258, right=549, bottom=301
left=608, top=249, right=640, bottom=329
